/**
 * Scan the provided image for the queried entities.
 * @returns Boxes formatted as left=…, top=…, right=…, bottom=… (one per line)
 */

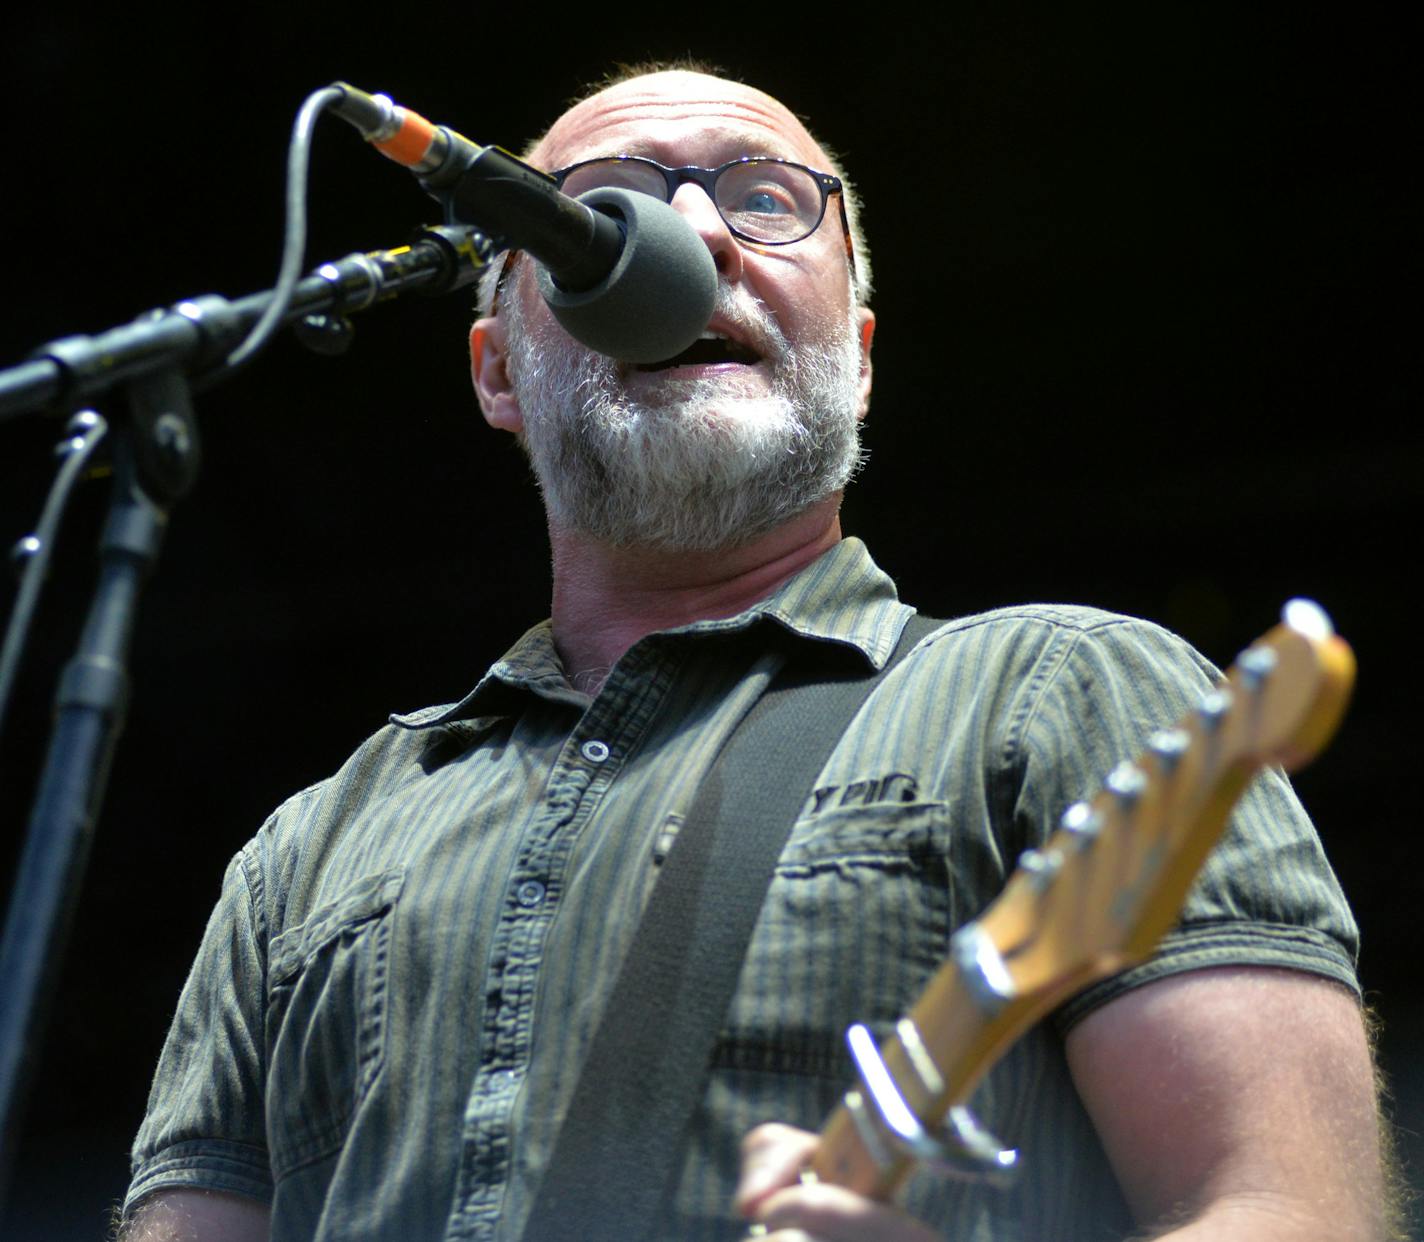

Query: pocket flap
left=778, top=801, right=950, bottom=871
left=270, top=868, right=404, bottom=984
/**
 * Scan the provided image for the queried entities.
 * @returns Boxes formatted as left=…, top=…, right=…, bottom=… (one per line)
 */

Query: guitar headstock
left=812, top=600, right=1356, bottom=1199
left=975, top=597, right=1356, bottom=997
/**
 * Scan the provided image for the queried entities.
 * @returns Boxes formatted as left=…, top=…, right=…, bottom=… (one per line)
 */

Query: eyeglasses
left=487, top=155, right=856, bottom=315
left=553, top=155, right=854, bottom=258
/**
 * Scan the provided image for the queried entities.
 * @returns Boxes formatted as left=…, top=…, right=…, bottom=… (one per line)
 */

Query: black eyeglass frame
left=551, top=155, right=854, bottom=263
left=487, top=155, right=857, bottom=315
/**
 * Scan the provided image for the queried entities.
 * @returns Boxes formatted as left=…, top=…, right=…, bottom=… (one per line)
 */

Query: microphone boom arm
left=0, top=224, right=491, bottom=424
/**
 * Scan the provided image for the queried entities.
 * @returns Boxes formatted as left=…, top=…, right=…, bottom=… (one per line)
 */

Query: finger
left=735, top=1123, right=821, bottom=1217
left=754, top=1179, right=943, bottom=1242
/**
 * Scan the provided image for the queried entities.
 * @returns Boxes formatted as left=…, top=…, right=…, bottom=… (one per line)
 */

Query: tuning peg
left=1017, top=846, right=1064, bottom=892
left=1237, top=645, right=1279, bottom=689
left=1060, top=801, right=1103, bottom=846
left=1198, top=687, right=1232, bottom=729
left=1148, top=728, right=1191, bottom=772
left=949, top=922, right=1015, bottom=1011
left=1106, top=761, right=1147, bottom=805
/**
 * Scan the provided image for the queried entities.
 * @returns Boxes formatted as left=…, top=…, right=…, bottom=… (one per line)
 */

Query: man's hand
left=734, top=1123, right=942, bottom=1241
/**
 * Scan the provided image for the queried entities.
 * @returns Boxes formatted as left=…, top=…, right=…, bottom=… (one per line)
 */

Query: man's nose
left=669, top=183, right=743, bottom=283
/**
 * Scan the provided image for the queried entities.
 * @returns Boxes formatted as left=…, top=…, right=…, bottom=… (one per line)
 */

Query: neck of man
left=548, top=496, right=844, bottom=693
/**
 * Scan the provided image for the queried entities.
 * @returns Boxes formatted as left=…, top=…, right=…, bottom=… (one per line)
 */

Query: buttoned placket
left=443, top=638, right=685, bottom=1241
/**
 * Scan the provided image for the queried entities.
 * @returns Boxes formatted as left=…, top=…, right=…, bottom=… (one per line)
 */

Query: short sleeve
left=124, top=846, right=274, bottom=1216
left=1007, top=616, right=1360, bottom=1034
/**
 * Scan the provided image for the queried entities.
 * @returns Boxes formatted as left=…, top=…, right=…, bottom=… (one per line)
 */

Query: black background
left=2, top=9, right=1418, bottom=1238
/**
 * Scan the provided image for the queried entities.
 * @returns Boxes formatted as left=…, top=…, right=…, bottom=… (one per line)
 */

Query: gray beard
left=503, top=280, right=865, bottom=552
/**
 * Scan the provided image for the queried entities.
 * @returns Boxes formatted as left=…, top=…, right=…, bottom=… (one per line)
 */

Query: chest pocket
left=265, top=868, right=404, bottom=1179
left=721, top=800, right=954, bottom=1075
left=670, top=801, right=956, bottom=1233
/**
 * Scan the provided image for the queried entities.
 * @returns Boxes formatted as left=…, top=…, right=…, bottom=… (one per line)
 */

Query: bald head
left=531, top=71, right=827, bottom=170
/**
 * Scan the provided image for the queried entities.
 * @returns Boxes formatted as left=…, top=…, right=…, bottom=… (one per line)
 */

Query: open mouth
left=636, top=331, right=761, bottom=372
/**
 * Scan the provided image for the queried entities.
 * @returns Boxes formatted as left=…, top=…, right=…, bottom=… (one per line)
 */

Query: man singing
left=120, top=66, right=1387, bottom=1240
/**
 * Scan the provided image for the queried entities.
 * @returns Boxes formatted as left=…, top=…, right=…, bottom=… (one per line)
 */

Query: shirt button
left=516, top=880, right=547, bottom=908
left=581, top=739, right=610, bottom=763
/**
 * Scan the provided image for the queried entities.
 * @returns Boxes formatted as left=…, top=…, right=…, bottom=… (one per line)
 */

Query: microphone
left=327, top=82, right=716, bottom=363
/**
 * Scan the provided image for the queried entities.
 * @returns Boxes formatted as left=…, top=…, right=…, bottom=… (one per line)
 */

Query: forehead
left=531, top=72, right=830, bottom=171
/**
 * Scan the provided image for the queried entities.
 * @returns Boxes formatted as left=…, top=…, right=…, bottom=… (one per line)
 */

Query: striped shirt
left=125, top=537, right=1358, bottom=1241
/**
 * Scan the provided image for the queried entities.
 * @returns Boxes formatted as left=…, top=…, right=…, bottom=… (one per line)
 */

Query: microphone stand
left=0, top=222, right=491, bottom=1205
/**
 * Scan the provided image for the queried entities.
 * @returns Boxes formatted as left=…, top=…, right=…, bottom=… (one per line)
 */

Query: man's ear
left=855, top=306, right=875, bottom=421
left=469, top=313, right=523, bottom=435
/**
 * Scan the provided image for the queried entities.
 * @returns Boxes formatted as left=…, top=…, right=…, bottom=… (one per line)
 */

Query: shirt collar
left=391, top=537, right=912, bottom=730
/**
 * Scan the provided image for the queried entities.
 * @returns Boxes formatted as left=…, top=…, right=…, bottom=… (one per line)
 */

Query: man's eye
left=730, top=185, right=796, bottom=215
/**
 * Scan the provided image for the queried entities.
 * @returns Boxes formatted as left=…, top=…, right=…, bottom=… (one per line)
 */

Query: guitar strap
left=520, top=611, right=941, bottom=1242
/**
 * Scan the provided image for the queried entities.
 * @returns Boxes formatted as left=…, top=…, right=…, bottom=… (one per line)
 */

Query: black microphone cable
left=224, top=85, right=345, bottom=373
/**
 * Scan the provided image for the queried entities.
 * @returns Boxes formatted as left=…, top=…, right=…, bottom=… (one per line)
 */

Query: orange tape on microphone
left=374, top=110, right=436, bottom=167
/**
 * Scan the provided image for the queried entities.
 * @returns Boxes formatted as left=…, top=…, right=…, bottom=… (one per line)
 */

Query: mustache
left=708, top=283, right=791, bottom=366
